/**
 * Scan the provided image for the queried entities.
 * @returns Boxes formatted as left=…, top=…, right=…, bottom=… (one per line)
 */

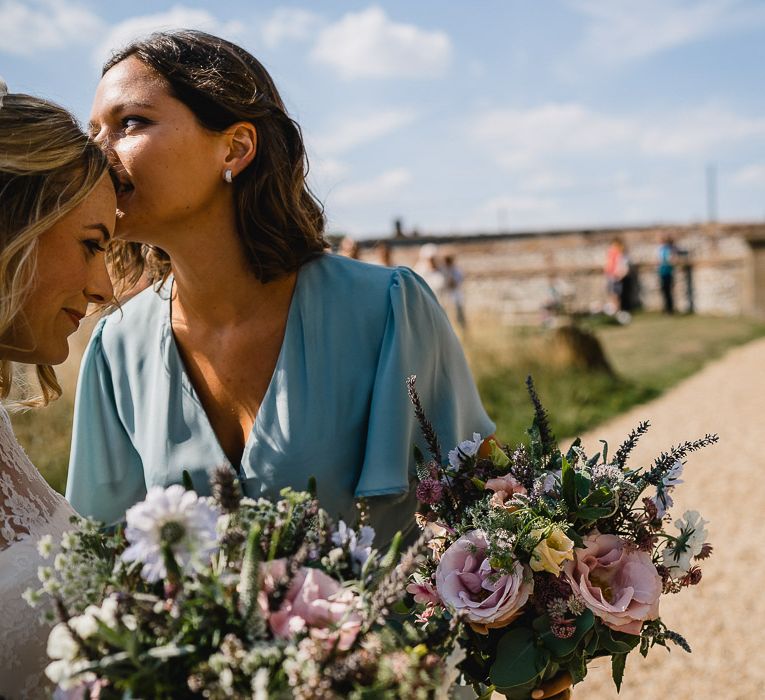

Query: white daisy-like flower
left=121, top=485, right=220, bottom=583
left=662, top=509, right=708, bottom=575
left=447, top=433, right=483, bottom=470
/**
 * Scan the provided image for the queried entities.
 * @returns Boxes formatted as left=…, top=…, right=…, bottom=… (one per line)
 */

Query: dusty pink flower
left=435, top=530, right=533, bottom=635
left=262, top=562, right=361, bottom=651
left=406, top=580, right=440, bottom=605
left=564, top=532, right=662, bottom=636
left=485, top=473, right=527, bottom=511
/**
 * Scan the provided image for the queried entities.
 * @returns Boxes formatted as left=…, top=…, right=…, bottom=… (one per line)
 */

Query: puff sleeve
left=354, top=268, right=494, bottom=539
left=66, top=319, right=146, bottom=525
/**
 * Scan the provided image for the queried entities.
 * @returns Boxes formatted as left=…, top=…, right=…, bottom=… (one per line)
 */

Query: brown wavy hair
left=0, top=93, right=110, bottom=407
left=103, top=29, right=328, bottom=292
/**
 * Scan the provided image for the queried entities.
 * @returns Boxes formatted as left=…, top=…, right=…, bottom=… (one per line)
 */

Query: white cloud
left=638, top=106, right=765, bottom=156
left=93, top=6, right=244, bottom=66
left=481, top=193, right=559, bottom=216
left=0, top=0, right=104, bottom=56
left=733, top=164, right=765, bottom=186
left=310, top=108, right=418, bottom=156
left=473, top=103, right=632, bottom=169
left=331, top=167, right=412, bottom=206
left=313, top=157, right=350, bottom=181
left=473, top=102, right=765, bottom=170
left=311, top=6, right=452, bottom=79
left=261, top=7, right=323, bottom=48
left=568, top=0, right=765, bottom=67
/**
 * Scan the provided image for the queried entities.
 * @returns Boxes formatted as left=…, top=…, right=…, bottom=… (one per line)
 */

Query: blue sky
left=3, top=0, right=765, bottom=238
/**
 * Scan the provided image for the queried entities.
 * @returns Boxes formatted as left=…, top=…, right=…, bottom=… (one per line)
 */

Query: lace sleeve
left=0, top=405, right=60, bottom=550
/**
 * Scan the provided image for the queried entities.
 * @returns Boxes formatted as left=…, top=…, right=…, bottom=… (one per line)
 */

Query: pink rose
left=564, top=532, right=662, bottom=636
left=266, top=565, right=361, bottom=651
left=435, top=530, right=533, bottom=635
left=485, top=474, right=527, bottom=511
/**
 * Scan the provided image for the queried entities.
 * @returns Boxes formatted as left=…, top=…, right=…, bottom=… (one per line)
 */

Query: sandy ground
left=565, top=336, right=765, bottom=700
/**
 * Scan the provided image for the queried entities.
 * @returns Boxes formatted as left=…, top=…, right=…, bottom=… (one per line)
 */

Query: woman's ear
left=223, top=121, right=257, bottom=176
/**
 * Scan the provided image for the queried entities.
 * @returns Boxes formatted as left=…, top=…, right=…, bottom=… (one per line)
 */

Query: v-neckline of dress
left=161, top=271, right=302, bottom=471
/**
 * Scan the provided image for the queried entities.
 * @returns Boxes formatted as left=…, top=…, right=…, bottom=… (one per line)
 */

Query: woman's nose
left=84, top=257, right=114, bottom=304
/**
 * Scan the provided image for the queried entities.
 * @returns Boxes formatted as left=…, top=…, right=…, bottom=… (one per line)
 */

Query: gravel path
left=570, top=336, right=765, bottom=699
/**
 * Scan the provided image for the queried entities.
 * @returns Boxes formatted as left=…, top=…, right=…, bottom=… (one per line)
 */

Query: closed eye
left=84, top=239, right=106, bottom=255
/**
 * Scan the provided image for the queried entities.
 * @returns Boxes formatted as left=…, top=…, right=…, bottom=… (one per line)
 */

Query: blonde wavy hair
left=0, top=92, right=110, bottom=407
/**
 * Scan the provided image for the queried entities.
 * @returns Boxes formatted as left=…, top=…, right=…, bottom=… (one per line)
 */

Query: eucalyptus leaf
left=580, top=486, right=612, bottom=507
left=596, top=625, right=641, bottom=654
left=561, top=457, right=576, bottom=510
left=575, top=472, right=592, bottom=500
left=612, top=652, right=628, bottom=691
left=576, top=506, right=613, bottom=521
left=490, top=627, right=550, bottom=689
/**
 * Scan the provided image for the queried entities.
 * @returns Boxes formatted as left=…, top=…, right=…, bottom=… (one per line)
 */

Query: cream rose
left=529, top=526, right=575, bottom=575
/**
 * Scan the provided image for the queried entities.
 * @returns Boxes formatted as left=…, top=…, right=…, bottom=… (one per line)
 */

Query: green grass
left=9, top=312, right=765, bottom=495
left=467, top=312, right=765, bottom=446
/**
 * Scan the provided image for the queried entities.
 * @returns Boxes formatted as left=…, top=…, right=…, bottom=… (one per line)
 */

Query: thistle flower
left=211, top=465, right=242, bottom=513
left=122, top=485, right=220, bottom=583
left=416, top=478, right=444, bottom=505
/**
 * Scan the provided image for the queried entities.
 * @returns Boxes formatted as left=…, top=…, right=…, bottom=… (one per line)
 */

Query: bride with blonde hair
left=0, top=85, right=114, bottom=698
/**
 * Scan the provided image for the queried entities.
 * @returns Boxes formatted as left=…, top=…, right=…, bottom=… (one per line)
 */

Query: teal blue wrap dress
left=66, top=254, right=494, bottom=542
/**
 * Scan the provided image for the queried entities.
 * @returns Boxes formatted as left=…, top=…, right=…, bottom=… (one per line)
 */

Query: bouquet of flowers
left=26, top=469, right=456, bottom=699
left=404, top=376, right=716, bottom=699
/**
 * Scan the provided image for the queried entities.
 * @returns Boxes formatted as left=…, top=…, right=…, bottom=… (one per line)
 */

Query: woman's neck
left=166, top=227, right=296, bottom=330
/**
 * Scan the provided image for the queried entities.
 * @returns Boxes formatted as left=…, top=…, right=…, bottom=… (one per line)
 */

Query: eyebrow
left=84, top=223, right=111, bottom=242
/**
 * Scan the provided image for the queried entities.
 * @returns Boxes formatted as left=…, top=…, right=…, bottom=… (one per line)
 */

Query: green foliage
left=489, top=627, right=549, bottom=694
left=469, top=313, right=765, bottom=448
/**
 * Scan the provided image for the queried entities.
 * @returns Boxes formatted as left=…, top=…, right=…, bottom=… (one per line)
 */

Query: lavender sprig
left=526, top=375, right=556, bottom=458
left=644, top=434, right=719, bottom=485
left=364, top=531, right=429, bottom=632
left=406, top=375, right=443, bottom=466
left=613, top=420, right=651, bottom=468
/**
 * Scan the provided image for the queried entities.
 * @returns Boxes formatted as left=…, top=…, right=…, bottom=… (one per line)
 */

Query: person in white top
left=0, top=88, right=114, bottom=699
left=413, top=243, right=447, bottom=300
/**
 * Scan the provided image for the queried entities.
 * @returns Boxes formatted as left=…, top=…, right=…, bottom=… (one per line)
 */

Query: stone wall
left=354, top=223, right=765, bottom=323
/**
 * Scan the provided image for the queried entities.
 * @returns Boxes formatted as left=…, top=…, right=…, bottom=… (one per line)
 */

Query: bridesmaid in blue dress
left=66, top=30, right=494, bottom=544
left=67, top=30, right=573, bottom=699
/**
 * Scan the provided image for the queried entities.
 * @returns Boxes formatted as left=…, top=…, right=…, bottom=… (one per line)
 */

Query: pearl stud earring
left=224, top=169, right=233, bottom=183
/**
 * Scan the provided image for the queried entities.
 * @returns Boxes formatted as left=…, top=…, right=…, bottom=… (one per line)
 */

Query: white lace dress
left=0, top=404, right=75, bottom=699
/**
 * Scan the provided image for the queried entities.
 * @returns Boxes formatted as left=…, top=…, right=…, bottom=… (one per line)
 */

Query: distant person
left=338, top=235, right=360, bottom=259
left=413, top=243, right=446, bottom=300
left=658, top=235, right=676, bottom=314
left=374, top=242, right=394, bottom=267
left=443, top=254, right=467, bottom=331
left=604, top=238, right=630, bottom=323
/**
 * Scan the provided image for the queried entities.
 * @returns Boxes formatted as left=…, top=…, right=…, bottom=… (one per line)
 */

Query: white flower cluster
left=24, top=518, right=116, bottom=618
left=46, top=595, right=135, bottom=690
